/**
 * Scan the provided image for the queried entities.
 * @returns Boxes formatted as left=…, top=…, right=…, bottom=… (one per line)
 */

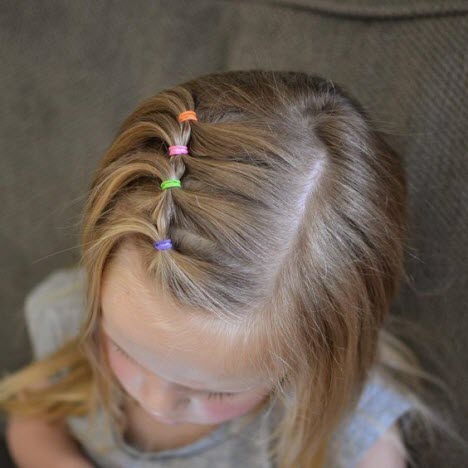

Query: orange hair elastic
left=178, top=110, right=198, bottom=122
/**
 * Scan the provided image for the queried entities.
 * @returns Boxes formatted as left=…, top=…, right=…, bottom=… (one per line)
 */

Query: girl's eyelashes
left=206, top=392, right=235, bottom=400
left=111, top=341, right=133, bottom=361
left=109, top=340, right=236, bottom=400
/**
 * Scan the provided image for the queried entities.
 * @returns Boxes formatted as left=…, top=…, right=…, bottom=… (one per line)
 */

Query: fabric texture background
left=1, top=1, right=467, bottom=466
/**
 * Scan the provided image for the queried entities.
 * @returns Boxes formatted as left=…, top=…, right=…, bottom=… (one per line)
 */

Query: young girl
left=1, top=70, right=437, bottom=467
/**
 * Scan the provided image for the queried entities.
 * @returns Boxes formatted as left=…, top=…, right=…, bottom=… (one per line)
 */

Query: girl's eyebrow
left=103, top=329, right=247, bottom=394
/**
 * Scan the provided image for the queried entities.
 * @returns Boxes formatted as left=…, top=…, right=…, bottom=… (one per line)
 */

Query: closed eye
left=206, top=391, right=235, bottom=400
left=110, top=340, right=134, bottom=361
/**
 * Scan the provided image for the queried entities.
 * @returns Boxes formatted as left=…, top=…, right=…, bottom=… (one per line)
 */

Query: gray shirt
left=24, top=266, right=414, bottom=468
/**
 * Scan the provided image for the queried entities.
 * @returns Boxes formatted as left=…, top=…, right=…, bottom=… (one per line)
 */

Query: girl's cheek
left=107, top=345, right=142, bottom=394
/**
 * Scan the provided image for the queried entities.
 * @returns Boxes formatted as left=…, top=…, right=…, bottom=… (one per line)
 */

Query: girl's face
left=103, top=331, right=271, bottom=425
left=100, top=244, right=273, bottom=426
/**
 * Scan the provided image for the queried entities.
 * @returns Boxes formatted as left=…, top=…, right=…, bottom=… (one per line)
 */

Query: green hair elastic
left=161, top=179, right=182, bottom=190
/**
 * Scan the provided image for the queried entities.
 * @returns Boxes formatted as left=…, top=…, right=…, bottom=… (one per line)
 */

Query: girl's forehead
left=100, top=255, right=272, bottom=391
left=100, top=311, right=269, bottom=392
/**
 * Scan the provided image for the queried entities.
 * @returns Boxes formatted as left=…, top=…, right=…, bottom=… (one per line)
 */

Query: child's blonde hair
left=0, top=70, right=454, bottom=467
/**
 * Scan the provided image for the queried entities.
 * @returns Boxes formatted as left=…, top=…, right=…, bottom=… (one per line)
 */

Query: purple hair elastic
left=168, top=145, right=188, bottom=156
left=153, top=239, right=172, bottom=250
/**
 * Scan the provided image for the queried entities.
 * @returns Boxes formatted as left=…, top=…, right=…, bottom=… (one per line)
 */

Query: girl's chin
left=140, top=405, right=198, bottom=426
left=154, top=417, right=179, bottom=425
left=141, top=406, right=181, bottom=424
left=145, top=409, right=218, bottom=427
left=150, top=413, right=182, bottom=425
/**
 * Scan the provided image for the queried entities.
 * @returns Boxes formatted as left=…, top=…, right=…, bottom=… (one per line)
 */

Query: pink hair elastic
left=168, top=145, right=188, bottom=156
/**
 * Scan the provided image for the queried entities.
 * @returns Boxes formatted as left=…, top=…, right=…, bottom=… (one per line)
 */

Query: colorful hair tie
left=178, top=110, right=198, bottom=122
left=168, top=145, right=188, bottom=156
left=153, top=239, right=172, bottom=250
left=154, top=111, right=195, bottom=252
left=161, top=179, right=181, bottom=190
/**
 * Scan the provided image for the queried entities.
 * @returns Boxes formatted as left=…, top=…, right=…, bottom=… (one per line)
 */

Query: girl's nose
left=138, top=374, right=185, bottom=416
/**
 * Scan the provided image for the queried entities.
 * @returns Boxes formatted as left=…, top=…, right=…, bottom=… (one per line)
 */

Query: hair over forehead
left=101, top=238, right=290, bottom=384
left=95, top=242, right=293, bottom=423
